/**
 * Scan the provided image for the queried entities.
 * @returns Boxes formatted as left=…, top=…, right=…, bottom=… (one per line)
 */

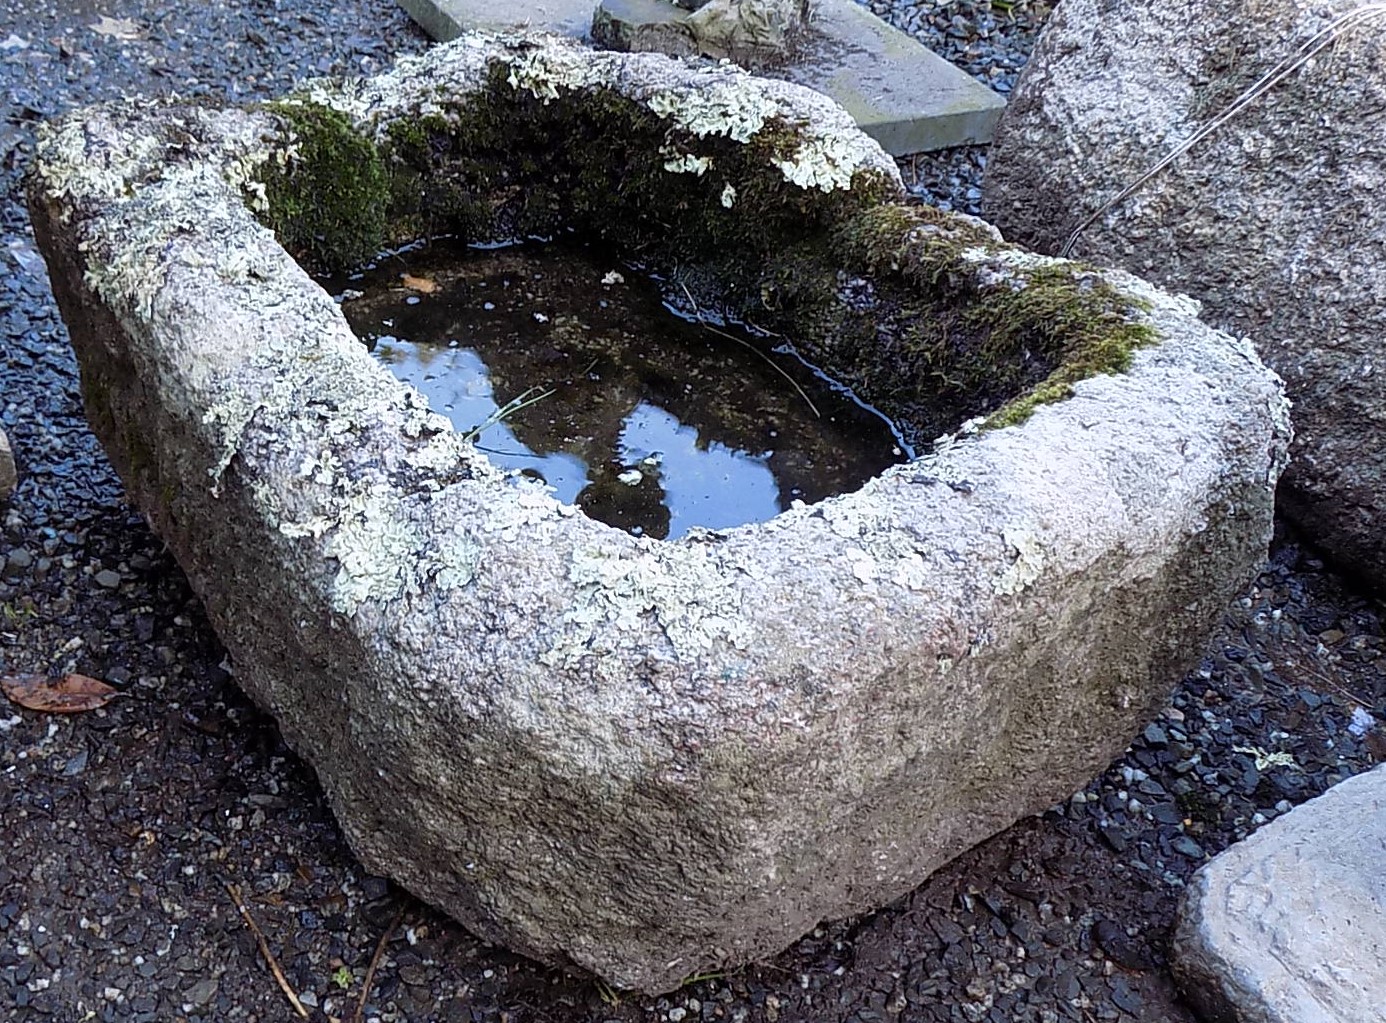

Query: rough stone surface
left=28, top=34, right=1290, bottom=993
left=1173, top=763, right=1386, bottom=1023
left=594, top=0, right=697, bottom=58
left=683, top=0, right=808, bottom=64
left=594, top=0, right=810, bottom=67
left=981, top=0, right=1386, bottom=591
left=0, top=427, right=14, bottom=503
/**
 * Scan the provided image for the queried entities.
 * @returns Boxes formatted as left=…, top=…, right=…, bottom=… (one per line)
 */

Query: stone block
left=28, top=35, right=1289, bottom=992
left=397, top=0, right=598, bottom=39
left=1174, top=764, right=1386, bottom=1023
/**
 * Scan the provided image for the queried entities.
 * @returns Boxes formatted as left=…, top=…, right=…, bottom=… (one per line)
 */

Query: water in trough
left=330, top=241, right=909, bottom=540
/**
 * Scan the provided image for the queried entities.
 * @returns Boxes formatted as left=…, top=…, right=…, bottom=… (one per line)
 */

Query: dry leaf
left=400, top=273, right=437, bottom=294
left=91, top=16, right=143, bottom=41
left=1, top=672, right=121, bottom=713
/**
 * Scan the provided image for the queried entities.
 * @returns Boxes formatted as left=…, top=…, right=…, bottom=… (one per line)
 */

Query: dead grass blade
left=353, top=905, right=406, bottom=1023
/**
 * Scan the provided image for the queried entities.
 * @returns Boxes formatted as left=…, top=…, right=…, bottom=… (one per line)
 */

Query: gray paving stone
left=1173, top=763, right=1386, bottom=1023
left=396, top=0, right=598, bottom=40
left=780, top=0, right=1004, bottom=154
left=396, top=0, right=1005, bottom=154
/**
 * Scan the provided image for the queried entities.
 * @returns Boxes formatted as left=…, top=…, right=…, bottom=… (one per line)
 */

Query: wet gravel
left=2, top=1, right=1384, bottom=1021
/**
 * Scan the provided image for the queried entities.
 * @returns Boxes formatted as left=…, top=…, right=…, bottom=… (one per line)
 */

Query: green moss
left=746, top=201, right=1157, bottom=444
left=247, top=59, right=1157, bottom=443
left=257, top=101, right=391, bottom=269
left=979, top=266, right=1156, bottom=429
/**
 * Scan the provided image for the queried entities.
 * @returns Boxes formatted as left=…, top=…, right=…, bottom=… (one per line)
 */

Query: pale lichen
left=810, top=496, right=934, bottom=593
left=773, top=134, right=866, bottom=193
left=994, top=526, right=1046, bottom=596
left=646, top=81, right=777, bottom=143
left=501, top=46, right=606, bottom=103
left=544, top=543, right=753, bottom=667
left=661, top=151, right=714, bottom=176
left=32, top=117, right=166, bottom=210
left=311, top=487, right=481, bottom=612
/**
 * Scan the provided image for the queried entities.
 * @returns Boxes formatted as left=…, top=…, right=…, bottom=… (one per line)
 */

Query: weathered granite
left=28, top=34, right=1290, bottom=992
left=1174, top=764, right=1386, bottom=1023
left=683, top=0, right=808, bottom=64
left=982, top=0, right=1386, bottom=591
left=593, top=0, right=696, bottom=57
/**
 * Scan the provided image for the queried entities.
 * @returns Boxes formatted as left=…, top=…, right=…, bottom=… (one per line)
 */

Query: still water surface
left=330, top=243, right=908, bottom=540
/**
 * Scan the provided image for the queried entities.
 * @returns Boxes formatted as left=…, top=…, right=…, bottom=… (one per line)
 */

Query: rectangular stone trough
left=27, top=33, right=1291, bottom=993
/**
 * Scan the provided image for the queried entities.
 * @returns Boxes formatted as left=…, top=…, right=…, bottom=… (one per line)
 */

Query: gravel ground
left=2, top=1, right=1384, bottom=1021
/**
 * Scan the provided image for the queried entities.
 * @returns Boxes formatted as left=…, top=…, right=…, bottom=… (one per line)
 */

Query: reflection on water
left=328, top=242, right=908, bottom=540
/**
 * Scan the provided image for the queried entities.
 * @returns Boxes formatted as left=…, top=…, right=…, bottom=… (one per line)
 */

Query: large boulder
left=28, top=33, right=1290, bottom=992
left=1174, top=764, right=1386, bottom=1023
left=982, top=0, right=1386, bottom=590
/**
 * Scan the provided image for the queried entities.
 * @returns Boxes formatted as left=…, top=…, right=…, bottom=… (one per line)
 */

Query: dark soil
left=1, top=2, right=1383, bottom=1022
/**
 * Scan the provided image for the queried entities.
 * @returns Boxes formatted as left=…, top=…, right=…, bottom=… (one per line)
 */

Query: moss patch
left=248, top=60, right=1155, bottom=444
left=977, top=265, right=1155, bottom=430
left=258, top=101, right=392, bottom=268
left=748, top=202, right=1156, bottom=443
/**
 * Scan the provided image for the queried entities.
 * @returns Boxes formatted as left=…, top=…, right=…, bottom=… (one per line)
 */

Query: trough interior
left=254, top=65, right=1155, bottom=451
left=328, top=240, right=910, bottom=538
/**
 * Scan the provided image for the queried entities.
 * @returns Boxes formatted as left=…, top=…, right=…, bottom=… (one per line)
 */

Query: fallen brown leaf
left=399, top=273, right=437, bottom=294
left=91, top=15, right=143, bottom=41
left=1, top=672, right=121, bottom=713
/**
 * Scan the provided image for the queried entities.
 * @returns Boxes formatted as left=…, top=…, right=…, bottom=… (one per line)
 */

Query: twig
left=1060, top=3, right=1386, bottom=257
left=225, top=882, right=309, bottom=1019
left=677, top=281, right=821, bottom=417
left=353, top=905, right=406, bottom=1023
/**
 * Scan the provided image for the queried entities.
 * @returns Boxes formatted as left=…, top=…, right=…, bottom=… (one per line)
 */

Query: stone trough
left=28, top=35, right=1290, bottom=992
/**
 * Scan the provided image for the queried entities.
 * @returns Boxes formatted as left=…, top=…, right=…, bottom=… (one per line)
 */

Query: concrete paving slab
left=1173, top=763, right=1386, bottom=1023
left=783, top=0, right=1004, bottom=154
left=396, top=0, right=597, bottom=41
left=396, top=0, right=1005, bottom=155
